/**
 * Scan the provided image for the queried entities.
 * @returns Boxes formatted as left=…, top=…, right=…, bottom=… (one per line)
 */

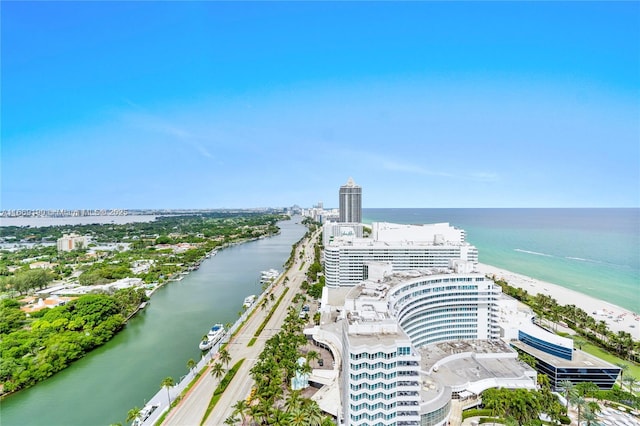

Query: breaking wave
left=566, top=256, right=601, bottom=264
left=515, top=251, right=617, bottom=268
left=514, top=249, right=553, bottom=257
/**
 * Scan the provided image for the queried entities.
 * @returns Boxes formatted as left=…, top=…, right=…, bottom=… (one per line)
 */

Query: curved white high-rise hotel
left=309, top=221, right=534, bottom=425
left=386, top=266, right=501, bottom=347
left=339, top=177, right=362, bottom=223
left=311, top=263, right=533, bottom=426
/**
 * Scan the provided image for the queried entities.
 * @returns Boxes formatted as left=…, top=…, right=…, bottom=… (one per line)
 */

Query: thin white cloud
left=381, top=160, right=454, bottom=177
left=469, top=172, right=499, bottom=182
left=376, top=155, right=498, bottom=182
left=326, top=147, right=499, bottom=184
left=119, top=107, right=214, bottom=159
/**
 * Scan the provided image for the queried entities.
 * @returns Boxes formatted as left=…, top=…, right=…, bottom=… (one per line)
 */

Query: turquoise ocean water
left=362, top=209, right=639, bottom=314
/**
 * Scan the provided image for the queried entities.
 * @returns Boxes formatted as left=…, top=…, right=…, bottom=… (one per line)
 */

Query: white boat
left=199, top=323, right=225, bottom=351
left=260, top=269, right=279, bottom=284
left=132, top=403, right=159, bottom=426
left=243, top=295, right=256, bottom=308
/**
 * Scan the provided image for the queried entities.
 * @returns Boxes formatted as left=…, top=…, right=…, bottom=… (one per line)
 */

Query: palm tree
left=320, top=417, right=334, bottom=426
left=306, top=350, right=320, bottom=367
left=219, top=348, right=232, bottom=370
left=614, top=331, right=633, bottom=358
left=537, top=373, right=551, bottom=390
left=558, top=380, right=575, bottom=410
left=187, top=358, right=196, bottom=374
left=289, top=408, right=306, bottom=426
left=232, top=399, right=249, bottom=426
left=509, top=388, right=541, bottom=425
left=582, top=408, right=598, bottom=426
left=571, top=395, right=586, bottom=425
left=620, top=332, right=635, bottom=360
left=304, top=400, right=325, bottom=426
left=483, top=388, right=502, bottom=418
left=297, top=361, right=312, bottom=377
left=587, top=401, right=601, bottom=416
left=248, top=403, right=264, bottom=426
left=125, top=406, right=140, bottom=423
left=519, top=352, right=537, bottom=368
left=616, top=362, right=629, bottom=387
left=259, top=398, right=276, bottom=422
left=223, top=414, right=238, bottom=425
left=576, top=381, right=599, bottom=398
left=210, top=362, right=225, bottom=380
left=161, top=376, right=175, bottom=405
left=623, top=375, right=637, bottom=395
left=284, top=389, right=303, bottom=413
left=595, top=320, right=608, bottom=341
left=269, top=408, right=292, bottom=426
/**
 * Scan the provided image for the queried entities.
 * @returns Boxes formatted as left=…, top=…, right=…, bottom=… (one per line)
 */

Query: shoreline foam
left=477, top=263, right=640, bottom=338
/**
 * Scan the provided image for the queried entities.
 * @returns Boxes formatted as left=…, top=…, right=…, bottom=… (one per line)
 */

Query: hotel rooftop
left=511, top=339, right=618, bottom=370
left=418, top=339, right=535, bottom=412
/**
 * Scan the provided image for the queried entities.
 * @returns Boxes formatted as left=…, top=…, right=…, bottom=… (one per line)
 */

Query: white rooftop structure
left=324, top=222, right=478, bottom=288
left=496, top=296, right=573, bottom=352
left=370, top=222, right=466, bottom=244
left=322, top=222, right=364, bottom=246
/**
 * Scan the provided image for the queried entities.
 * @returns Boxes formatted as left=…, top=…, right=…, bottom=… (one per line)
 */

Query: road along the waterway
left=0, top=218, right=307, bottom=426
left=163, top=228, right=321, bottom=426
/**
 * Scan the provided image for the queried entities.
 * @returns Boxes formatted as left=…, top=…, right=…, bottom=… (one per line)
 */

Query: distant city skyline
left=2, top=2, right=638, bottom=209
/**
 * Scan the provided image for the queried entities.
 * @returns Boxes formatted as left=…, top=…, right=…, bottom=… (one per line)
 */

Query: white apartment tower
left=339, top=177, right=362, bottom=223
left=324, top=222, right=478, bottom=288
left=342, top=283, right=421, bottom=426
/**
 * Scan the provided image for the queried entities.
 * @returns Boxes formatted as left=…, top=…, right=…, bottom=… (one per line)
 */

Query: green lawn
left=569, top=335, right=640, bottom=380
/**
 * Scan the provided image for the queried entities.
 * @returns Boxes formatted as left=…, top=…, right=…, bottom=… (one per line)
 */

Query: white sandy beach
left=476, top=263, right=640, bottom=339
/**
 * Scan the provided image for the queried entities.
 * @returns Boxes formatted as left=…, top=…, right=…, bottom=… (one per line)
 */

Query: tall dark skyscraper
left=339, top=177, right=362, bottom=223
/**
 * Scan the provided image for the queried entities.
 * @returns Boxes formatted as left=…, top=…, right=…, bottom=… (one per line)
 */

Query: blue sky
left=2, top=1, right=639, bottom=209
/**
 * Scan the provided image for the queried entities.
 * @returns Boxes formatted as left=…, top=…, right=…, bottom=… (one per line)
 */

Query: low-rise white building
left=496, top=296, right=620, bottom=390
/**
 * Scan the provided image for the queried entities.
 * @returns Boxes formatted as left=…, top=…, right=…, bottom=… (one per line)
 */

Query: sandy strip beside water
left=477, top=263, right=640, bottom=338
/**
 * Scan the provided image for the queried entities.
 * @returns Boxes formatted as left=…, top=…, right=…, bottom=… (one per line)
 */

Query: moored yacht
left=243, top=295, right=256, bottom=308
left=198, top=323, right=225, bottom=351
left=260, top=269, right=279, bottom=284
